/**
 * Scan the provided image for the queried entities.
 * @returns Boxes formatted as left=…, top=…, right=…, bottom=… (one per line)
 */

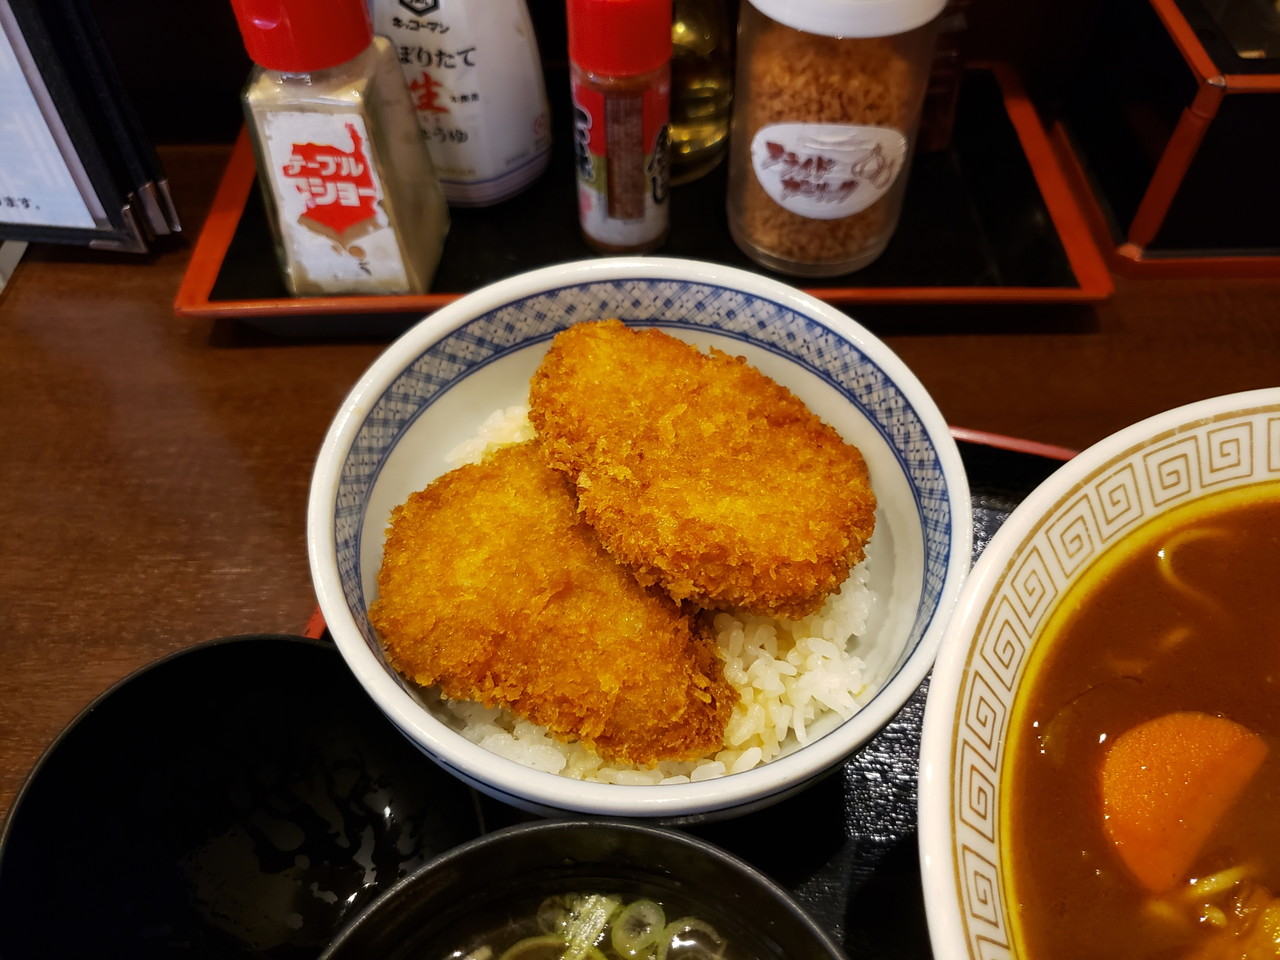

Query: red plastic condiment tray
left=174, top=63, right=1111, bottom=322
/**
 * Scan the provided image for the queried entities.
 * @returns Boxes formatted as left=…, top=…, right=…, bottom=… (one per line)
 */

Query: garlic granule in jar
left=726, top=0, right=942, bottom=277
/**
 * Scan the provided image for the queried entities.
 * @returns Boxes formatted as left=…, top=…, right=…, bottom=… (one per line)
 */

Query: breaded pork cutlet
left=369, top=440, right=736, bottom=767
left=528, top=319, right=877, bottom=619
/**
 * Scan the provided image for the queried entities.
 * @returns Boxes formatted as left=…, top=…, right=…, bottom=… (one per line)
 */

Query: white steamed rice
left=422, top=405, right=884, bottom=783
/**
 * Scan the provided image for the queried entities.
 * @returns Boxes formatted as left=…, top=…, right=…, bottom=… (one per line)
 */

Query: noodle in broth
left=1004, top=483, right=1280, bottom=960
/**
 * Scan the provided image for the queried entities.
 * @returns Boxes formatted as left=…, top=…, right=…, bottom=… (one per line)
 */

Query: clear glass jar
left=670, top=0, right=734, bottom=184
left=726, top=0, right=943, bottom=276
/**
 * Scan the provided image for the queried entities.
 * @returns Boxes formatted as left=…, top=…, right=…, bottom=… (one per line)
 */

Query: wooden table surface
left=1, top=143, right=1278, bottom=828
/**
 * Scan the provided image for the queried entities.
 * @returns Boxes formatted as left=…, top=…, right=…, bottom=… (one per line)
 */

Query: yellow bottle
left=670, top=0, right=734, bottom=184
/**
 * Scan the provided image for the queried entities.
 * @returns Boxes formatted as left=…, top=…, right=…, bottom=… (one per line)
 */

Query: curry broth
left=1003, top=484, right=1280, bottom=960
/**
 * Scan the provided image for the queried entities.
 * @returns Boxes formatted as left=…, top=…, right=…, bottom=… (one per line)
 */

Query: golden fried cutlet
left=369, top=440, right=736, bottom=767
left=528, top=319, right=877, bottom=619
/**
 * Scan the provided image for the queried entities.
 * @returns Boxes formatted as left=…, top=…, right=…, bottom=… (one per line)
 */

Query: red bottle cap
left=567, top=0, right=673, bottom=77
left=229, top=0, right=373, bottom=73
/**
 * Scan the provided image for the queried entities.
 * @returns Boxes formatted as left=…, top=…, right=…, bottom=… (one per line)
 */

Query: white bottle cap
left=746, top=0, right=946, bottom=38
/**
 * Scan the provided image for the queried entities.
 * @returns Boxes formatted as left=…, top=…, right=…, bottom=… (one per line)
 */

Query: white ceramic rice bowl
left=308, top=257, right=971, bottom=821
left=918, top=387, right=1280, bottom=959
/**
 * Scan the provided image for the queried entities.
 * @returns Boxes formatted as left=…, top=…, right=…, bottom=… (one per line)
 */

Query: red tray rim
left=174, top=62, right=1113, bottom=321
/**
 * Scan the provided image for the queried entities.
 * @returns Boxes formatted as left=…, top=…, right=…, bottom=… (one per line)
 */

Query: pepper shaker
left=231, top=0, right=450, bottom=296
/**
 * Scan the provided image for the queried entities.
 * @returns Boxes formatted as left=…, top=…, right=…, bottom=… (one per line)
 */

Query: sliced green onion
left=563, top=894, right=621, bottom=960
left=537, top=895, right=577, bottom=934
left=497, top=935, right=570, bottom=960
left=610, top=898, right=666, bottom=958
left=656, top=917, right=725, bottom=960
left=495, top=935, right=608, bottom=960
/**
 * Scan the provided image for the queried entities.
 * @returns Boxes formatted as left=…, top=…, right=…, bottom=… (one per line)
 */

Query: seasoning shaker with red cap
left=229, top=0, right=449, bottom=296
left=567, top=0, right=673, bottom=254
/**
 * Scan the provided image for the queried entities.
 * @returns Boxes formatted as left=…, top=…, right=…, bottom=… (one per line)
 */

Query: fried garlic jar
left=726, top=0, right=944, bottom=276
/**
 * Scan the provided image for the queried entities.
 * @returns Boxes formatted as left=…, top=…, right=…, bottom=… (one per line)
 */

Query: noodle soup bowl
left=919, top=388, right=1280, bottom=959
left=308, top=256, right=971, bottom=822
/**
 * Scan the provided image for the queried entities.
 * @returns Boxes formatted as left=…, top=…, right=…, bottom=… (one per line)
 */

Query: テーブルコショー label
left=749, top=122, right=907, bottom=220
left=258, top=111, right=410, bottom=290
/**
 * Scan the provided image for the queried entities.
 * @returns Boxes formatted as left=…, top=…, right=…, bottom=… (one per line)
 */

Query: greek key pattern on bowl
left=958, top=740, right=997, bottom=842
left=951, top=403, right=1280, bottom=960
left=334, top=278, right=954, bottom=657
left=1093, top=461, right=1142, bottom=537
left=978, top=598, right=1027, bottom=692
left=959, top=844, right=1009, bottom=959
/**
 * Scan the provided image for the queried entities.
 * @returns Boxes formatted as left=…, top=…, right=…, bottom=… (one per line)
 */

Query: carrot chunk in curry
left=1101, top=710, right=1268, bottom=893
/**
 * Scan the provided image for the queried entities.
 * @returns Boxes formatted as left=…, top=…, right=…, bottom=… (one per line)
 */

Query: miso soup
left=430, top=886, right=766, bottom=960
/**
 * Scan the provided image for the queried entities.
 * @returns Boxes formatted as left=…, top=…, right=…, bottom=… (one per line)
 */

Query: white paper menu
left=0, top=0, right=102, bottom=230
